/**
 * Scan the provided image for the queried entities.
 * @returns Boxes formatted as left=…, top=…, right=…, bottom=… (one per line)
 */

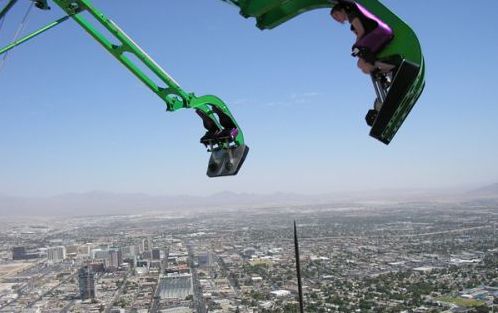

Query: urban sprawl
left=0, top=202, right=497, bottom=313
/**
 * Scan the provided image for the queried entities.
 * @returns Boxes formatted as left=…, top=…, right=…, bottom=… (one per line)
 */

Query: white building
left=270, top=290, right=292, bottom=298
left=47, top=246, right=66, bottom=262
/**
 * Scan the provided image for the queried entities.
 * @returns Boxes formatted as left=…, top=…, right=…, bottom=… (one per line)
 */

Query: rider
left=331, top=0, right=394, bottom=74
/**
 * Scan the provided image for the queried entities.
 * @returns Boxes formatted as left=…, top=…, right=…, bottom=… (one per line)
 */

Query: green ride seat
left=226, top=0, right=425, bottom=144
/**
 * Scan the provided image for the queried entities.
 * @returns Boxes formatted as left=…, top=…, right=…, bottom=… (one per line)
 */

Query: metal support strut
left=0, top=0, right=18, bottom=21
left=0, top=15, right=70, bottom=56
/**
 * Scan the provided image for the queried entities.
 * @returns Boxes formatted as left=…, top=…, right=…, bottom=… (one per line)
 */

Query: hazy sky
left=0, top=0, right=497, bottom=196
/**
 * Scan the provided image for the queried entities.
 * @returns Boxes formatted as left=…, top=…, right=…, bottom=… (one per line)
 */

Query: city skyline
left=1, top=200, right=497, bottom=312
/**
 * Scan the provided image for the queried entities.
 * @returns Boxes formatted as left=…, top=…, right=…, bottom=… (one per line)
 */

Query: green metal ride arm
left=0, top=0, right=249, bottom=176
left=51, top=0, right=245, bottom=147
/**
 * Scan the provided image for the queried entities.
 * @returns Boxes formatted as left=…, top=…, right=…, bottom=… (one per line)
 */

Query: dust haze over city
left=1, top=0, right=498, bottom=313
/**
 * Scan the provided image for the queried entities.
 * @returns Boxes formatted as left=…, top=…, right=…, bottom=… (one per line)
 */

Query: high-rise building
left=142, top=251, right=152, bottom=260
left=77, top=243, right=92, bottom=257
left=107, top=249, right=123, bottom=269
left=152, top=248, right=161, bottom=260
left=78, top=266, right=96, bottom=300
left=198, top=251, right=213, bottom=268
left=65, top=245, right=78, bottom=254
left=12, top=247, right=27, bottom=260
left=47, top=246, right=66, bottom=263
left=120, top=245, right=136, bottom=258
left=143, top=237, right=152, bottom=252
left=91, top=248, right=109, bottom=260
left=12, top=247, right=39, bottom=260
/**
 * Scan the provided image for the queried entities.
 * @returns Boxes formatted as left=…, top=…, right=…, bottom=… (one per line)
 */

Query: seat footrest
left=370, top=59, right=421, bottom=144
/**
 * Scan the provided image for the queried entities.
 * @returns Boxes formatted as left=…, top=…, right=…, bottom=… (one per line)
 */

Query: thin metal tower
left=294, top=220, right=304, bottom=313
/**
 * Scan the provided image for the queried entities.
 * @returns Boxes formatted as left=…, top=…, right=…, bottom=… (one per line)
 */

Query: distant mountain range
left=467, top=183, right=498, bottom=198
left=0, top=183, right=497, bottom=217
left=0, top=191, right=311, bottom=217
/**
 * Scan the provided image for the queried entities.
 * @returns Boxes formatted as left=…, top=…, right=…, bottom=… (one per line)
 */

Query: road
left=187, top=242, right=206, bottom=313
left=26, top=271, right=77, bottom=309
left=104, top=274, right=129, bottom=313
left=59, top=299, right=77, bottom=313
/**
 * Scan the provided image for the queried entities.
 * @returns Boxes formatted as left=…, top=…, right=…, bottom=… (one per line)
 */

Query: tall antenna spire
left=294, top=220, right=304, bottom=313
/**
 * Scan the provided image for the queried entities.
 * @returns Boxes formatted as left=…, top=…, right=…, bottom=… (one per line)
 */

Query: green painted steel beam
left=1, top=0, right=247, bottom=176
left=50, top=0, right=245, bottom=147
left=228, top=0, right=423, bottom=62
left=52, top=0, right=189, bottom=109
left=0, top=15, right=70, bottom=56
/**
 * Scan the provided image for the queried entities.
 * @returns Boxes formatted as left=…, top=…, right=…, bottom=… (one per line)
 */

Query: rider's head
left=331, top=4, right=348, bottom=23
